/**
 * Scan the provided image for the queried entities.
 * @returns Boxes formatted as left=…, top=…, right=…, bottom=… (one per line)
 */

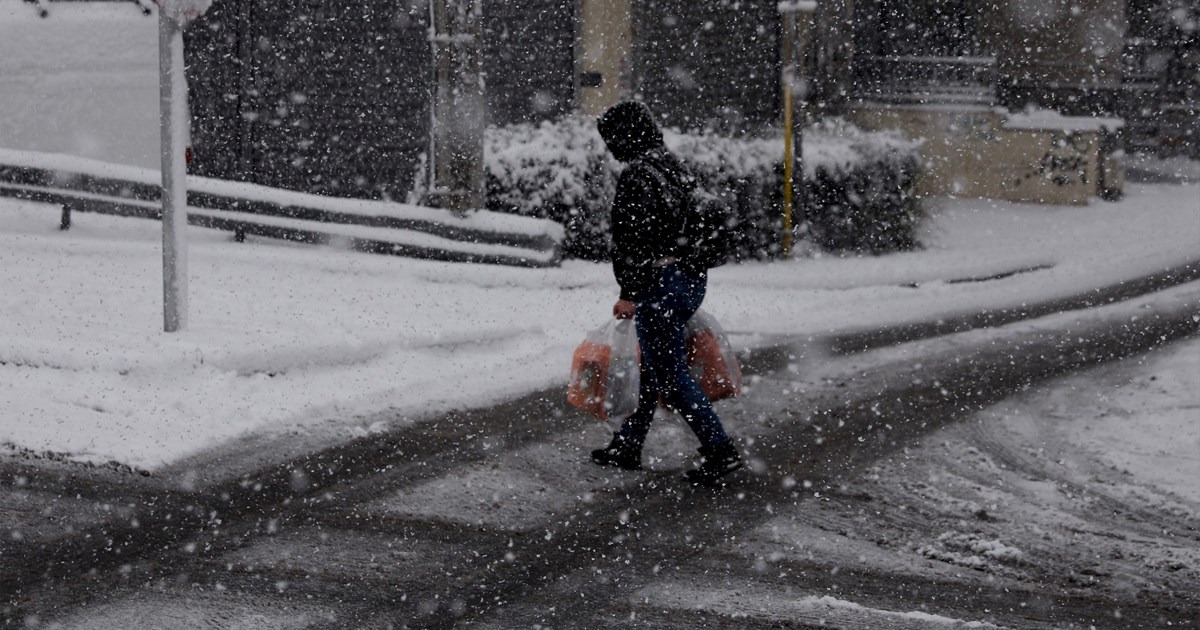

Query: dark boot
left=685, top=440, right=743, bottom=486
left=590, top=433, right=643, bottom=471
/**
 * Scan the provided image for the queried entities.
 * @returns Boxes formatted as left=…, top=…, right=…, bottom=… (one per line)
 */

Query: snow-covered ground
left=1, top=180, right=1197, bottom=471
left=985, top=334, right=1200, bottom=509
left=2, top=4, right=1197, bottom=625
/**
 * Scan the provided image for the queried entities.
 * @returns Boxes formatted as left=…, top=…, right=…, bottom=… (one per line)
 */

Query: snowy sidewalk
left=1, top=181, right=1198, bottom=471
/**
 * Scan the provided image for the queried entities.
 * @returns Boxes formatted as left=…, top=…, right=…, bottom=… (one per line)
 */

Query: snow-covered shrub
left=482, top=116, right=617, bottom=260
left=801, top=119, right=924, bottom=254
left=478, top=115, right=923, bottom=260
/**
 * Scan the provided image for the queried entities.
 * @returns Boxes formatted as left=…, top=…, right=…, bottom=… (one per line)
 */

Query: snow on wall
left=187, top=207, right=558, bottom=264
left=1002, top=108, right=1125, bottom=133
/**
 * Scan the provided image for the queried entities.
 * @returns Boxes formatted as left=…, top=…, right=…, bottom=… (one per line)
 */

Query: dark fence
left=184, top=0, right=434, bottom=201
left=633, top=0, right=781, bottom=133
left=184, top=0, right=579, bottom=203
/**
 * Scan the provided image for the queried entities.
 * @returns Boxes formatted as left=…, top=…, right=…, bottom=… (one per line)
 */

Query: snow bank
left=917, top=533, right=1025, bottom=570
left=635, top=582, right=999, bottom=628
left=804, top=595, right=998, bottom=628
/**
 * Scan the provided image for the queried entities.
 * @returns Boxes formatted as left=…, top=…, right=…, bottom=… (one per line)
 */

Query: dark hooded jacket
left=598, top=101, right=698, bottom=302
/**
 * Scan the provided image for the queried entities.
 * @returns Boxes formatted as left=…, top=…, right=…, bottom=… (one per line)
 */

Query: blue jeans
left=617, top=265, right=731, bottom=449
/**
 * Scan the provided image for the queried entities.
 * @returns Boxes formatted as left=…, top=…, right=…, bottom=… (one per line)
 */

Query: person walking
left=589, top=101, right=743, bottom=486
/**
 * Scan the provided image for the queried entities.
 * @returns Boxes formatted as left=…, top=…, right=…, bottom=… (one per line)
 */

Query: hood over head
left=598, top=101, right=664, bottom=163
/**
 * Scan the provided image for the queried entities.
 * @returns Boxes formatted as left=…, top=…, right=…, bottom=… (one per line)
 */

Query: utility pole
left=427, top=0, right=485, bottom=215
left=156, top=0, right=210, bottom=331
left=779, top=1, right=816, bottom=260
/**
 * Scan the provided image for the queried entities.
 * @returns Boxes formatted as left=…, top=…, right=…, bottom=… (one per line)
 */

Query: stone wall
left=849, top=105, right=1124, bottom=205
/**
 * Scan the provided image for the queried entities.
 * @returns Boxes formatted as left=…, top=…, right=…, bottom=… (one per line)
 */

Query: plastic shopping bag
left=567, top=319, right=641, bottom=421
left=685, top=309, right=742, bottom=402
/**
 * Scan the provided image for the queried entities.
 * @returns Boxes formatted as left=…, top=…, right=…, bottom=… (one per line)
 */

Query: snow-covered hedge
left=480, top=116, right=616, bottom=259
left=472, top=116, right=923, bottom=260
left=801, top=121, right=924, bottom=254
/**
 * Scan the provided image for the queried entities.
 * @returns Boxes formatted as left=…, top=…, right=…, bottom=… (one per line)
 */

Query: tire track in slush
left=420, top=296, right=1199, bottom=629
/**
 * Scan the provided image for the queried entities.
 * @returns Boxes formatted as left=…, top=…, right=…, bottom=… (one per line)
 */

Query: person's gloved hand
left=613, top=299, right=635, bottom=320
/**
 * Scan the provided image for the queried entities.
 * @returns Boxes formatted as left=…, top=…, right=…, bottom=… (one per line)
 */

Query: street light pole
left=426, top=0, right=485, bottom=215
left=159, top=9, right=188, bottom=332
left=781, top=11, right=796, bottom=259
left=779, top=1, right=816, bottom=260
left=155, top=0, right=210, bottom=332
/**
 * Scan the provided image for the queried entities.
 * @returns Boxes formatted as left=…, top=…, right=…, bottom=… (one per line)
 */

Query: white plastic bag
left=567, top=319, right=641, bottom=421
left=685, top=309, right=742, bottom=401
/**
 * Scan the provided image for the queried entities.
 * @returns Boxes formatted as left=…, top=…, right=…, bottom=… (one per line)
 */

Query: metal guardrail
left=0, top=159, right=562, bottom=268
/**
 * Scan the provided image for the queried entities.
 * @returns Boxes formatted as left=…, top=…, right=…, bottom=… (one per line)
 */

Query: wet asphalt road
left=2, top=267, right=1199, bottom=629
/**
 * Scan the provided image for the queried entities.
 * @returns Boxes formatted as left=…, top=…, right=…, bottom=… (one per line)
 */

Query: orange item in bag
left=567, top=339, right=612, bottom=420
left=567, top=319, right=642, bottom=422
left=686, top=327, right=742, bottom=402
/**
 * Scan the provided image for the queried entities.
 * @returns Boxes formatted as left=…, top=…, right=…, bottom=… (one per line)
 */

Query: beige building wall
left=578, top=0, right=632, bottom=116
left=849, top=106, right=1120, bottom=205
left=844, top=0, right=1130, bottom=205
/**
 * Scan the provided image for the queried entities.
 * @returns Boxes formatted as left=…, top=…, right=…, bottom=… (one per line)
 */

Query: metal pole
left=780, top=2, right=816, bottom=260
left=426, top=0, right=485, bottom=215
left=780, top=11, right=797, bottom=259
left=159, top=11, right=189, bottom=332
left=794, top=8, right=811, bottom=252
left=427, top=0, right=439, bottom=199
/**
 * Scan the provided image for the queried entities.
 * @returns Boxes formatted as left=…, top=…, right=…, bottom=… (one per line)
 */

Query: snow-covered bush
left=801, top=119, right=924, bottom=254
left=475, top=115, right=923, bottom=260
left=482, top=116, right=617, bottom=260
left=669, top=118, right=924, bottom=257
